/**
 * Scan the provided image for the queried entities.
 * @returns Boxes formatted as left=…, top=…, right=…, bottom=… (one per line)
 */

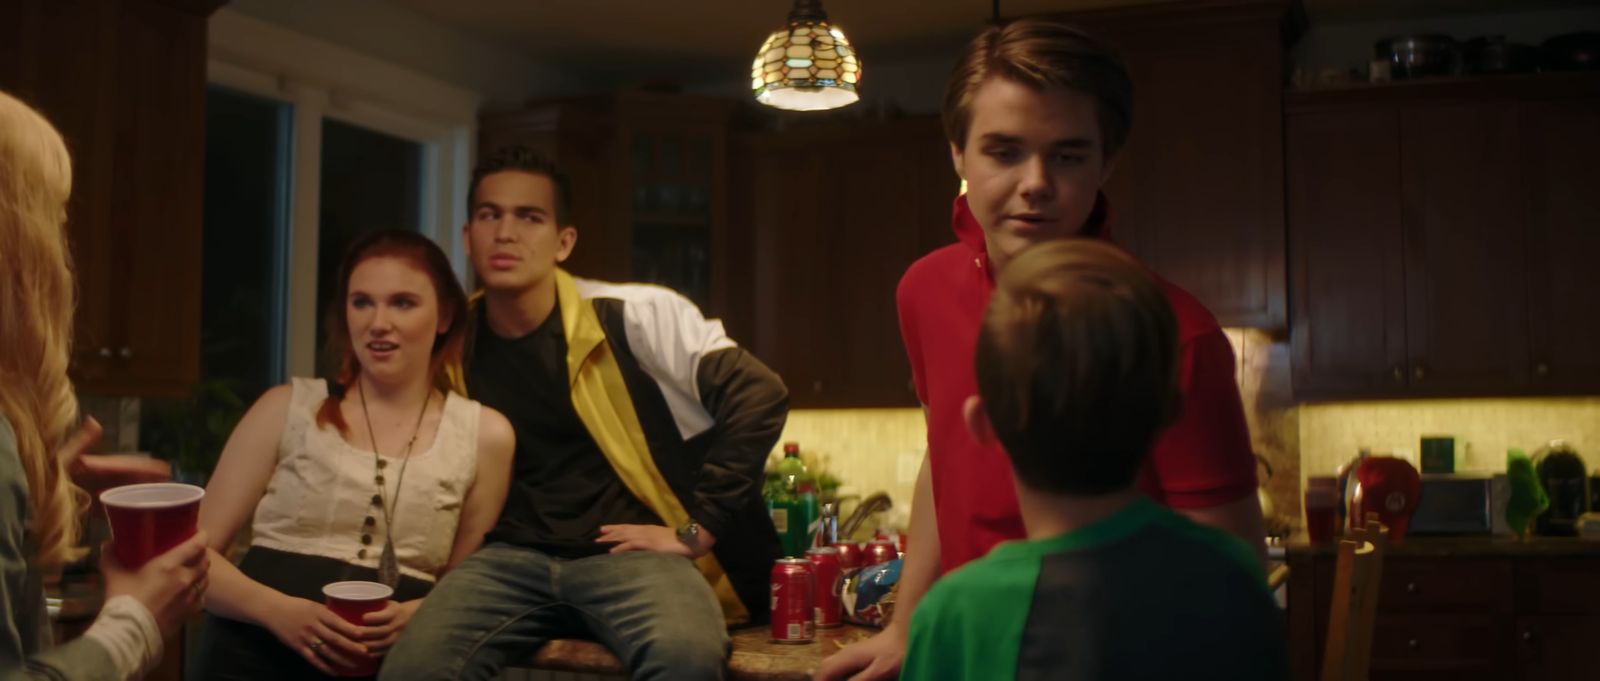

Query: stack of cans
left=770, top=540, right=866, bottom=643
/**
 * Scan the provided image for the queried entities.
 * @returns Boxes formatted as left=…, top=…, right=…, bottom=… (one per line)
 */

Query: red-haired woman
left=194, top=230, right=514, bottom=679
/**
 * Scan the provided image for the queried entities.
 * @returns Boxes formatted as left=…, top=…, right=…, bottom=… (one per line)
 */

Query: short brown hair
left=942, top=17, right=1133, bottom=159
left=974, top=239, right=1178, bottom=495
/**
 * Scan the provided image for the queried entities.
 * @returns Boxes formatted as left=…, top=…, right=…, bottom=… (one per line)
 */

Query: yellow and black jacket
left=454, top=269, right=788, bottom=624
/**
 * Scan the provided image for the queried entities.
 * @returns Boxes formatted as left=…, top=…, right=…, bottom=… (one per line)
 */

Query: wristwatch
left=676, top=521, right=703, bottom=555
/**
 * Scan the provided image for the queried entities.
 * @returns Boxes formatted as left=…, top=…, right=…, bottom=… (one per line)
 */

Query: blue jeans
left=379, top=543, right=730, bottom=681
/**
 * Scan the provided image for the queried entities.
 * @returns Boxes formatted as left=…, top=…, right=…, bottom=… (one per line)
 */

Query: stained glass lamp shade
left=751, top=1, right=860, bottom=111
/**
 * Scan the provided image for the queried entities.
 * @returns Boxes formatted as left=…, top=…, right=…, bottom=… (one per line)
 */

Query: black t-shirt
left=468, top=300, right=661, bottom=558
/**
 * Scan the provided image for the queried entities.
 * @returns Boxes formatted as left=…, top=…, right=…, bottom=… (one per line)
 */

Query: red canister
left=805, top=547, right=843, bottom=628
left=864, top=539, right=899, bottom=566
left=831, top=541, right=863, bottom=573
left=770, top=558, right=815, bottom=643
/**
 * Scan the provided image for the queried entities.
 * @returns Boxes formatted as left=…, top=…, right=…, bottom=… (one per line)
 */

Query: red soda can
left=865, top=539, right=899, bottom=566
left=831, top=541, right=863, bottom=573
left=806, top=547, right=843, bottom=628
left=770, top=558, right=815, bottom=643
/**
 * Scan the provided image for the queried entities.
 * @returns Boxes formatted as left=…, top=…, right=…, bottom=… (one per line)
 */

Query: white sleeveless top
left=250, top=378, right=480, bottom=582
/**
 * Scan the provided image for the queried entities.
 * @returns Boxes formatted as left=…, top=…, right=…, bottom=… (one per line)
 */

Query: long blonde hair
left=0, top=90, right=88, bottom=568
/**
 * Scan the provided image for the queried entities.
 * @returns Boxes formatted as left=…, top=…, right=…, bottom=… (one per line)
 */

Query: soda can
left=769, top=558, right=815, bottom=643
left=831, top=541, right=863, bottom=574
left=806, top=547, right=843, bottom=628
left=865, top=539, right=899, bottom=566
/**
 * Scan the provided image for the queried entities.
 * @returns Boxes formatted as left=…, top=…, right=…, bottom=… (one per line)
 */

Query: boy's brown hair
left=974, top=239, right=1179, bottom=495
left=942, top=17, right=1133, bottom=159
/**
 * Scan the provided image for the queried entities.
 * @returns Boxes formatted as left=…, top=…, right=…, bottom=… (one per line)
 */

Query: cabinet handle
left=98, top=347, right=112, bottom=358
left=1412, top=364, right=1426, bottom=381
left=812, top=380, right=823, bottom=394
left=1391, top=365, right=1404, bottom=383
left=1405, top=582, right=1418, bottom=594
left=118, top=347, right=133, bottom=359
left=1535, top=362, right=1550, bottom=377
left=1522, top=630, right=1535, bottom=642
left=1407, top=638, right=1420, bottom=650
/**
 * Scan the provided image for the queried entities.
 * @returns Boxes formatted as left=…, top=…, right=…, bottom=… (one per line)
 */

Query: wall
left=770, top=328, right=1600, bottom=540
left=225, top=0, right=588, bottom=108
left=772, top=330, right=1307, bottom=536
left=767, top=409, right=926, bottom=530
left=1300, top=398, right=1600, bottom=480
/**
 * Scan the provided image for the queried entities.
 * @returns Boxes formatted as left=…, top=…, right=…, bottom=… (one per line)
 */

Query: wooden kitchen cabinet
left=478, top=92, right=736, bottom=317
left=1062, top=0, right=1290, bottom=329
left=1399, top=102, right=1531, bottom=394
left=1288, top=542, right=1600, bottom=681
left=1287, top=108, right=1408, bottom=396
left=1286, top=73, right=1600, bottom=399
left=0, top=0, right=223, bottom=397
left=1522, top=97, right=1600, bottom=393
left=735, top=118, right=957, bottom=408
left=1516, top=615, right=1600, bottom=678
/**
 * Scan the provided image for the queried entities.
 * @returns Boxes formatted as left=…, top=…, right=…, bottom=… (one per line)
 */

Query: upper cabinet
left=0, top=0, right=224, bottom=397
left=1287, top=74, right=1600, bottom=400
left=479, top=92, right=736, bottom=317
left=1068, top=0, right=1290, bottom=329
left=733, top=119, right=958, bottom=408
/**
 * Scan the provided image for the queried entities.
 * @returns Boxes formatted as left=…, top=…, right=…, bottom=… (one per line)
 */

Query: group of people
left=1, top=16, right=1287, bottom=681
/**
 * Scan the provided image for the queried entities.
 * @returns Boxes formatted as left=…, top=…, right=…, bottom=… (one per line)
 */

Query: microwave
left=1408, top=473, right=1510, bottom=536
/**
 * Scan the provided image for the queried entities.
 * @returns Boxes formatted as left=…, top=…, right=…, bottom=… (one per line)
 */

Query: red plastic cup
left=323, top=581, right=394, bottom=677
left=99, top=483, right=204, bottom=569
left=1304, top=478, right=1339, bottom=545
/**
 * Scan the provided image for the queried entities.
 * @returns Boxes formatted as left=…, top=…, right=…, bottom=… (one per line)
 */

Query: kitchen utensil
left=1541, top=31, right=1600, bottom=71
left=1376, top=34, right=1459, bottom=79
left=1304, top=476, right=1339, bottom=544
left=1349, top=457, right=1421, bottom=543
left=1533, top=440, right=1588, bottom=536
left=1462, top=35, right=1540, bottom=74
left=1505, top=448, right=1547, bottom=538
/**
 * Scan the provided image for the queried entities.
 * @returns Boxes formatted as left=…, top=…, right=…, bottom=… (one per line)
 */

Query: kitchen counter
left=1285, top=534, right=1600, bottom=557
left=1286, top=535, right=1600, bottom=679
left=522, top=625, right=875, bottom=680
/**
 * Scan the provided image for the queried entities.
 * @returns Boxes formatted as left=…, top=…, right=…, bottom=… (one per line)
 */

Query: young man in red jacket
left=818, top=17, right=1265, bottom=681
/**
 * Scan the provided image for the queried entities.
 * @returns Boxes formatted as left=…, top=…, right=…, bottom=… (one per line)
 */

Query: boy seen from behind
left=901, top=239, right=1288, bottom=681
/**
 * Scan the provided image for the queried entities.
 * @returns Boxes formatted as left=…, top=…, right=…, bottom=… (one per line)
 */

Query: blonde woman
left=0, top=90, right=211, bottom=679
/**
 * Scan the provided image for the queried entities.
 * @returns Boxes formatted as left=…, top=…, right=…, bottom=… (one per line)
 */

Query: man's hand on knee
left=597, top=523, right=715, bottom=558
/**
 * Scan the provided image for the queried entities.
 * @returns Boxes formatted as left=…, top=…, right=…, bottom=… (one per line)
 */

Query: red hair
left=315, top=230, right=468, bottom=434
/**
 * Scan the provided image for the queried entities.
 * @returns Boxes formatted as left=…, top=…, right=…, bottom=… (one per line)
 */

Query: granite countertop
left=527, top=625, right=875, bottom=680
left=1286, top=534, right=1600, bottom=557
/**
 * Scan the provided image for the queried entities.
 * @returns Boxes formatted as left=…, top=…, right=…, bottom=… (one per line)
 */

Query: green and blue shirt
left=903, top=498, right=1288, bottom=681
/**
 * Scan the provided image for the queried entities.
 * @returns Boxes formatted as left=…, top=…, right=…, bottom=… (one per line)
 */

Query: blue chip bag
left=843, top=559, right=900, bottom=628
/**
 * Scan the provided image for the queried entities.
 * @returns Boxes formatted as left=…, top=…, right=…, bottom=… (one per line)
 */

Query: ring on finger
left=309, top=638, right=324, bottom=652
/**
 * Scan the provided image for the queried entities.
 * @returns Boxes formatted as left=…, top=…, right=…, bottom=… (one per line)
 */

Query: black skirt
left=191, top=545, right=434, bottom=681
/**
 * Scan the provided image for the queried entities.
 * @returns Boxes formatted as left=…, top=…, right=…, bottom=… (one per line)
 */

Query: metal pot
left=1463, top=35, right=1540, bottom=75
left=1541, top=32, right=1600, bottom=72
left=1376, top=34, right=1459, bottom=79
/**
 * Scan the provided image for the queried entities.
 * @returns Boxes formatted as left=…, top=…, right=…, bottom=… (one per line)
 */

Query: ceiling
left=381, top=0, right=1599, bottom=83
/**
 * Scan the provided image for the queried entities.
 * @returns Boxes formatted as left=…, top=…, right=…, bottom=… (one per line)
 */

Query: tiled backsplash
left=1300, top=398, right=1600, bottom=479
left=768, top=408, right=926, bottom=524
left=777, top=331, right=1600, bottom=539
